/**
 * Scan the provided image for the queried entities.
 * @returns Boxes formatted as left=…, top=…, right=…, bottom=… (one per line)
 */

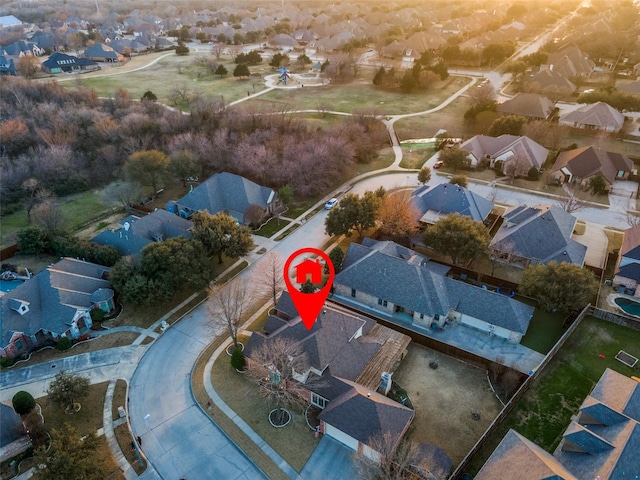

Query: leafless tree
left=22, top=178, right=51, bottom=224
left=103, top=180, right=142, bottom=210
left=33, top=198, right=65, bottom=234
left=354, top=432, right=449, bottom=480
left=468, top=83, right=496, bottom=107
left=522, top=121, right=567, bottom=151
left=502, top=155, right=529, bottom=184
left=211, top=43, right=225, bottom=60
left=206, top=278, right=253, bottom=348
left=245, top=337, right=311, bottom=426
left=555, top=185, right=588, bottom=213
left=252, top=252, right=285, bottom=306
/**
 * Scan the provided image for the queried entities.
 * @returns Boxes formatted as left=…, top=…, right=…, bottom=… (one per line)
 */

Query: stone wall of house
left=613, top=274, right=637, bottom=291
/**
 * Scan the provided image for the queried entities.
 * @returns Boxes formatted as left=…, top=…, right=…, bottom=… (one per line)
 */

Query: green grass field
left=1, top=190, right=116, bottom=248
left=465, top=315, right=640, bottom=475
left=519, top=300, right=567, bottom=354
left=246, top=74, right=470, bottom=115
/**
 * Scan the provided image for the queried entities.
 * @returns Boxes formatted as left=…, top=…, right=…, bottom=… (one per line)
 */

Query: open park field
left=464, top=315, right=640, bottom=476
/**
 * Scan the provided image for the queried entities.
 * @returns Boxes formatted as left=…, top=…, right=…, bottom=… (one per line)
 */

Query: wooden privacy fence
left=449, top=303, right=592, bottom=480
left=591, top=307, right=640, bottom=331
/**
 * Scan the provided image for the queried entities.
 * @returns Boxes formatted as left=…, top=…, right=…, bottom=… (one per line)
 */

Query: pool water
left=614, top=297, right=640, bottom=317
left=0, top=279, right=24, bottom=293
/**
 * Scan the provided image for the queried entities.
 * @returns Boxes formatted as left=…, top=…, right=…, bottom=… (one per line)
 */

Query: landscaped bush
left=527, top=166, right=540, bottom=181
left=0, top=356, right=15, bottom=369
left=12, top=390, right=36, bottom=415
left=90, top=308, right=105, bottom=323
left=231, top=347, right=246, bottom=371
left=56, top=336, right=72, bottom=351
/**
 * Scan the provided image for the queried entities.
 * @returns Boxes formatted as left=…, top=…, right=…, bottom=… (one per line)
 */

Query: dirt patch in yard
left=393, top=344, right=502, bottom=466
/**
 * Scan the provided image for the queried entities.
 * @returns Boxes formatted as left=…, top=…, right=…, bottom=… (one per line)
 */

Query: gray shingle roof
left=244, top=305, right=380, bottom=381
left=461, top=135, right=549, bottom=171
left=173, top=172, right=275, bottom=224
left=490, top=205, right=586, bottom=266
left=0, top=403, right=25, bottom=448
left=551, top=146, right=633, bottom=186
left=1, top=259, right=111, bottom=348
left=337, top=240, right=534, bottom=334
left=552, top=369, right=640, bottom=479
left=475, top=429, right=578, bottom=480
left=92, top=210, right=192, bottom=258
left=318, top=377, right=414, bottom=446
left=411, top=183, right=493, bottom=223
left=497, top=93, right=555, bottom=119
left=560, top=102, right=624, bottom=131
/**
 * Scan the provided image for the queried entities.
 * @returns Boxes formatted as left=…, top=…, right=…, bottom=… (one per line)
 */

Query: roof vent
left=367, top=393, right=371, bottom=397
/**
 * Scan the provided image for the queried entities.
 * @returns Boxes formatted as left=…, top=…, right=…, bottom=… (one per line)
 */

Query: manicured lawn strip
left=215, top=260, right=249, bottom=285
left=192, top=337, right=288, bottom=480
left=399, top=147, right=436, bottom=169
left=114, top=423, right=147, bottom=474
left=519, top=298, right=566, bottom=354
left=247, top=74, right=470, bottom=115
left=211, top=353, right=319, bottom=472
left=254, top=218, right=291, bottom=237
left=464, top=315, right=640, bottom=476
left=394, top=97, right=477, bottom=140
left=275, top=223, right=299, bottom=241
left=354, top=151, right=395, bottom=175
left=112, top=379, right=128, bottom=421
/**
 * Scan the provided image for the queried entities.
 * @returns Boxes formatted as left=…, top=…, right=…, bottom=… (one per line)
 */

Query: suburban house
left=42, top=52, right=99, bottom=74
left=496, top=93, right=555, bottom=121
left=476, top=369, right=640, bottom=480
left=460, top=134, right=549, bottom=173
left=0, top=55, right=16, bottom=76
left=549, top=146, right=634, bottom=190
left=83, top=43, right=122, bottom=62
left=245, top=297, right=416, bottom=463
left=613, top=224, right=640, bottom=296
left=333, top=239, right=535, bottom=344
left=411, top=183, right=493, bottom=225
left=489, top=205, right=587, bottom=268
left=167, top=172, right=277, bottom=225
left=0, top=258, right=114, bottom=359
left=559, top=102, right=625, bottom=133
left=547, top=44, right=595, bottom=79
left=92, top=209, right=193, bottom=258
left=525, top=67, right=577, bottom=96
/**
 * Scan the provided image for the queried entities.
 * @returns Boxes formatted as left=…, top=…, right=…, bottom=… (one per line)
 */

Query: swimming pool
left=0, top=279, right=24, bottom=293
left=614, top=296, right=640, bottom=318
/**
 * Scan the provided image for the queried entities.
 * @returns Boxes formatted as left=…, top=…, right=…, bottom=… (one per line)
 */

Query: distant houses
left=411, top=183, right=493, bottom=225
left=42, top=52, right=99, bottom=74
left=497, top=93, right=555, bottom=121
left=460, top=134, right=549, bottom=173
left=559, top=102, right=625, bottom=133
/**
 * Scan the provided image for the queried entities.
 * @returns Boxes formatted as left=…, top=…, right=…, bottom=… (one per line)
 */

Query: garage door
left=324, top=423, right=359, bottom=451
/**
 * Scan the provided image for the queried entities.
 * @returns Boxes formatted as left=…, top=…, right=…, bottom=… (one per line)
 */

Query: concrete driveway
left=128, top=311, right=265, bottom=480
left=299, top=436, right=360, bottom=480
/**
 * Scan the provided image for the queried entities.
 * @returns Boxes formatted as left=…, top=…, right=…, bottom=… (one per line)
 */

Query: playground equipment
left=277, top=66, right=291, bottom=85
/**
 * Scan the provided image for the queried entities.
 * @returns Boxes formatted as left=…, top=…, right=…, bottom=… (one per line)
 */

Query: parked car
left=325, top=198, right=338, bottom=210
left=433, top=161, right=444, bottom=169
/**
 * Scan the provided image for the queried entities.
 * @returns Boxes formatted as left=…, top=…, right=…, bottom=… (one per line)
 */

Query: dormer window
left=9, top=298, right=30, bottom=315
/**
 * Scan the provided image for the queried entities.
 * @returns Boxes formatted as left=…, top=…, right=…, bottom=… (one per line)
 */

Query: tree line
left=0, top=77, right=389, bottom=214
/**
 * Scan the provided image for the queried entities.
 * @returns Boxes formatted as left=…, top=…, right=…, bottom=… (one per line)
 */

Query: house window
left=351, top=288, right=356, bottom=298
left=419, top=313, right=424, bottom=320
left=377, top=298, right=388, bottom=307
left=311, top=393, right=328, bottom=409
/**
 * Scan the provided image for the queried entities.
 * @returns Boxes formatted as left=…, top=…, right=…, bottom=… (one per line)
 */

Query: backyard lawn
left=464, top=315, right=640, bottom=476
left=1, top=190, right=117, bottom=248
left=519, top=298, right=566, bottom=354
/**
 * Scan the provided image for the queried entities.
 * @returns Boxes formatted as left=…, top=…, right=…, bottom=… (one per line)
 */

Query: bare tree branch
left=206, top=278, right=253, bottom=348
left=252, top=252, right=285, bottom=306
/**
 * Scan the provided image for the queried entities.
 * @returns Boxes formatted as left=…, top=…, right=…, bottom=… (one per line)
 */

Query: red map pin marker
left=284, top=248, right=335, bottom=330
